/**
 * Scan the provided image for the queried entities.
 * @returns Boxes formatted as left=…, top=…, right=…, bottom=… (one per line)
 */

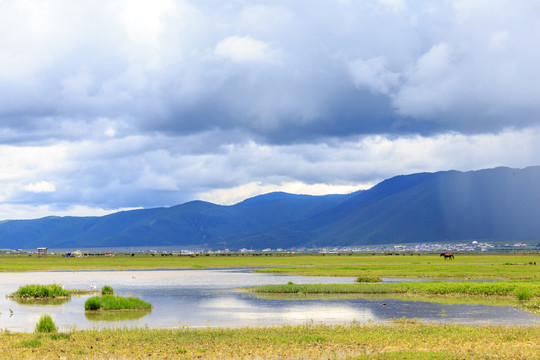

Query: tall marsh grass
left=84, top=295, right=152, bottom=311
left=251, top=281, right=540, bottom=300
left=11, top=284, right=70, bottom=299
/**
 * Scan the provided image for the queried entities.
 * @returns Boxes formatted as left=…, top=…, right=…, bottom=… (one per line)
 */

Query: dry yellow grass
left=0, top=322, right=538, bottom=359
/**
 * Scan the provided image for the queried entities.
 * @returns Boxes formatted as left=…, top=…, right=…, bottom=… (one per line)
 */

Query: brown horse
left=440, top=253, right=454, bottom=260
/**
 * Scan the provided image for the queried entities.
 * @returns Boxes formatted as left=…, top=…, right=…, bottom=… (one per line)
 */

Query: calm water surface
left=0, top=268, right=538, bottom=332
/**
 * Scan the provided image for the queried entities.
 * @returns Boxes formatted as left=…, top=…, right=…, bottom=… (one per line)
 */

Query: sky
left=1, top=0, right=540, bottom=220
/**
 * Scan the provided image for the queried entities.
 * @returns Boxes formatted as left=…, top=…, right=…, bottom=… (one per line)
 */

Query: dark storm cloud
left=1, top=0, right=540, bottom=219
left=2, top=0, right=539, bottom=146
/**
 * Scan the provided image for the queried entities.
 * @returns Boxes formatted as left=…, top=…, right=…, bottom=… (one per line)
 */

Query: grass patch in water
left=356, top=276, right=383, bottom=283
left=9, top=284, right=99, bottom=301
left=84, top=295, right=152, bottom=311
left=251, top=281, right=540, bottom=298
left=10, top=284, right=70, bottom=299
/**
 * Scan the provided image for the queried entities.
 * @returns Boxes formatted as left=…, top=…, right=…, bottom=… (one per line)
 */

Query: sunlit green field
left=1, top=253, right=538, bottom=280
left=1, top=322, right=538, bottom=359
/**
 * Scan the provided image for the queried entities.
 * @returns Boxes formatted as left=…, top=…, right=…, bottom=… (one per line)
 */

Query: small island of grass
left=84, top=295, right=152, bottom=311
left=10, top=284, right=71, bottom=299
left=9, top=284, right=99, bottom=300
left=355, top=276, right=383, bottom=283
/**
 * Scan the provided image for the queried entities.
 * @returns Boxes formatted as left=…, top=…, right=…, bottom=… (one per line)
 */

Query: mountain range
left=2, top=166, right=540, bottom=250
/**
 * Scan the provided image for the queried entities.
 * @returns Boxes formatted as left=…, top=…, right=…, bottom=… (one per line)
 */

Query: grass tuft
left=35, top=314, right=57, bottom=333
left=101, top=285, right=114, bottom=295
left=16, top=339, right=42, bottom=348
left=515, top=288, right=533, bottom=301
left=50, top=333, right=71, bottom=340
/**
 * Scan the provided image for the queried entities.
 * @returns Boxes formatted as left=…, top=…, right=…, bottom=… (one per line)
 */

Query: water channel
left=1, top=268, right=538, bottom=332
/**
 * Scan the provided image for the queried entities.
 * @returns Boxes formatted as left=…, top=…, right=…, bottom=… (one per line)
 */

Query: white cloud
left=105, top=128, right=116, bottom=137
left=199, top=181, right=371, bottom=205
left=349, top=56, right=400, bottom=94
left=1, top=125, right=540, bottom=219
left=378, top=0, right=406, bottom=12
left=22, top=181, right=56, bottom=193
left=214, top=36, right=282, bottom=64
left=0, top=204, right=140, bottom=221
left=489, top=30, right=509, bottom=51
left=392, top=43, right=459, bottom=117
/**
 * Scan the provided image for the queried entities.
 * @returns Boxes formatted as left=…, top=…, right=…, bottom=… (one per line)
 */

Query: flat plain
left=0, top=252, right=538, bottom=359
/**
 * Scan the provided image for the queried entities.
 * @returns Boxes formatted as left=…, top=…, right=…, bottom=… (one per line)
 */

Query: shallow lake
left=1, top=268, right=538, bottom=332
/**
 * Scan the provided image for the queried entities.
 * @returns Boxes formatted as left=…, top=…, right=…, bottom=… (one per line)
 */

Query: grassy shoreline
left=1, top=322, right=539, bottom=359
left=250, top=281, right=540, bottom=297
left=249, top=281, right=540, bottom=314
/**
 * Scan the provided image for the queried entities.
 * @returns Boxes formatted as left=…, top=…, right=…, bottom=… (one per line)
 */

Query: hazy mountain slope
left=0, top=192, right=353, bottom=249
left=292, top=167, right=540, bottom=244
left=1, top=166, right=539, bottom=250
left=244, top=166, right=540, bottom=247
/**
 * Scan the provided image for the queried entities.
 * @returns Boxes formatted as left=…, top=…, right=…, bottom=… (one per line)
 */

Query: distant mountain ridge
left=1, top=166, right=540, bottom=250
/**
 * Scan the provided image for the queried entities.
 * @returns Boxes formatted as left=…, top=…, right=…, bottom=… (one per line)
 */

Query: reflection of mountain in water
left=85, top=310, right=151, bottom=322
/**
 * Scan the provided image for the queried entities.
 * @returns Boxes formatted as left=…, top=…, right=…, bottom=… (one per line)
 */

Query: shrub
left=35, top=314, right=57, bottom=333
left=101, top=285, right=114, bottom=295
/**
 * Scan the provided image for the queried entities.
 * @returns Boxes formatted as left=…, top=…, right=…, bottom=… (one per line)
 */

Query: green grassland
left=252, top=256, right=540, bottom=280
left=1, top=322, right=538, bottom=359
left=0, top=253, right=538, bottom=280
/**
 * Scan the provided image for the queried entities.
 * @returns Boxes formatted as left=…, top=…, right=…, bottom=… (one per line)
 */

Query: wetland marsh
left=0, top=253, right=538, bottom=358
